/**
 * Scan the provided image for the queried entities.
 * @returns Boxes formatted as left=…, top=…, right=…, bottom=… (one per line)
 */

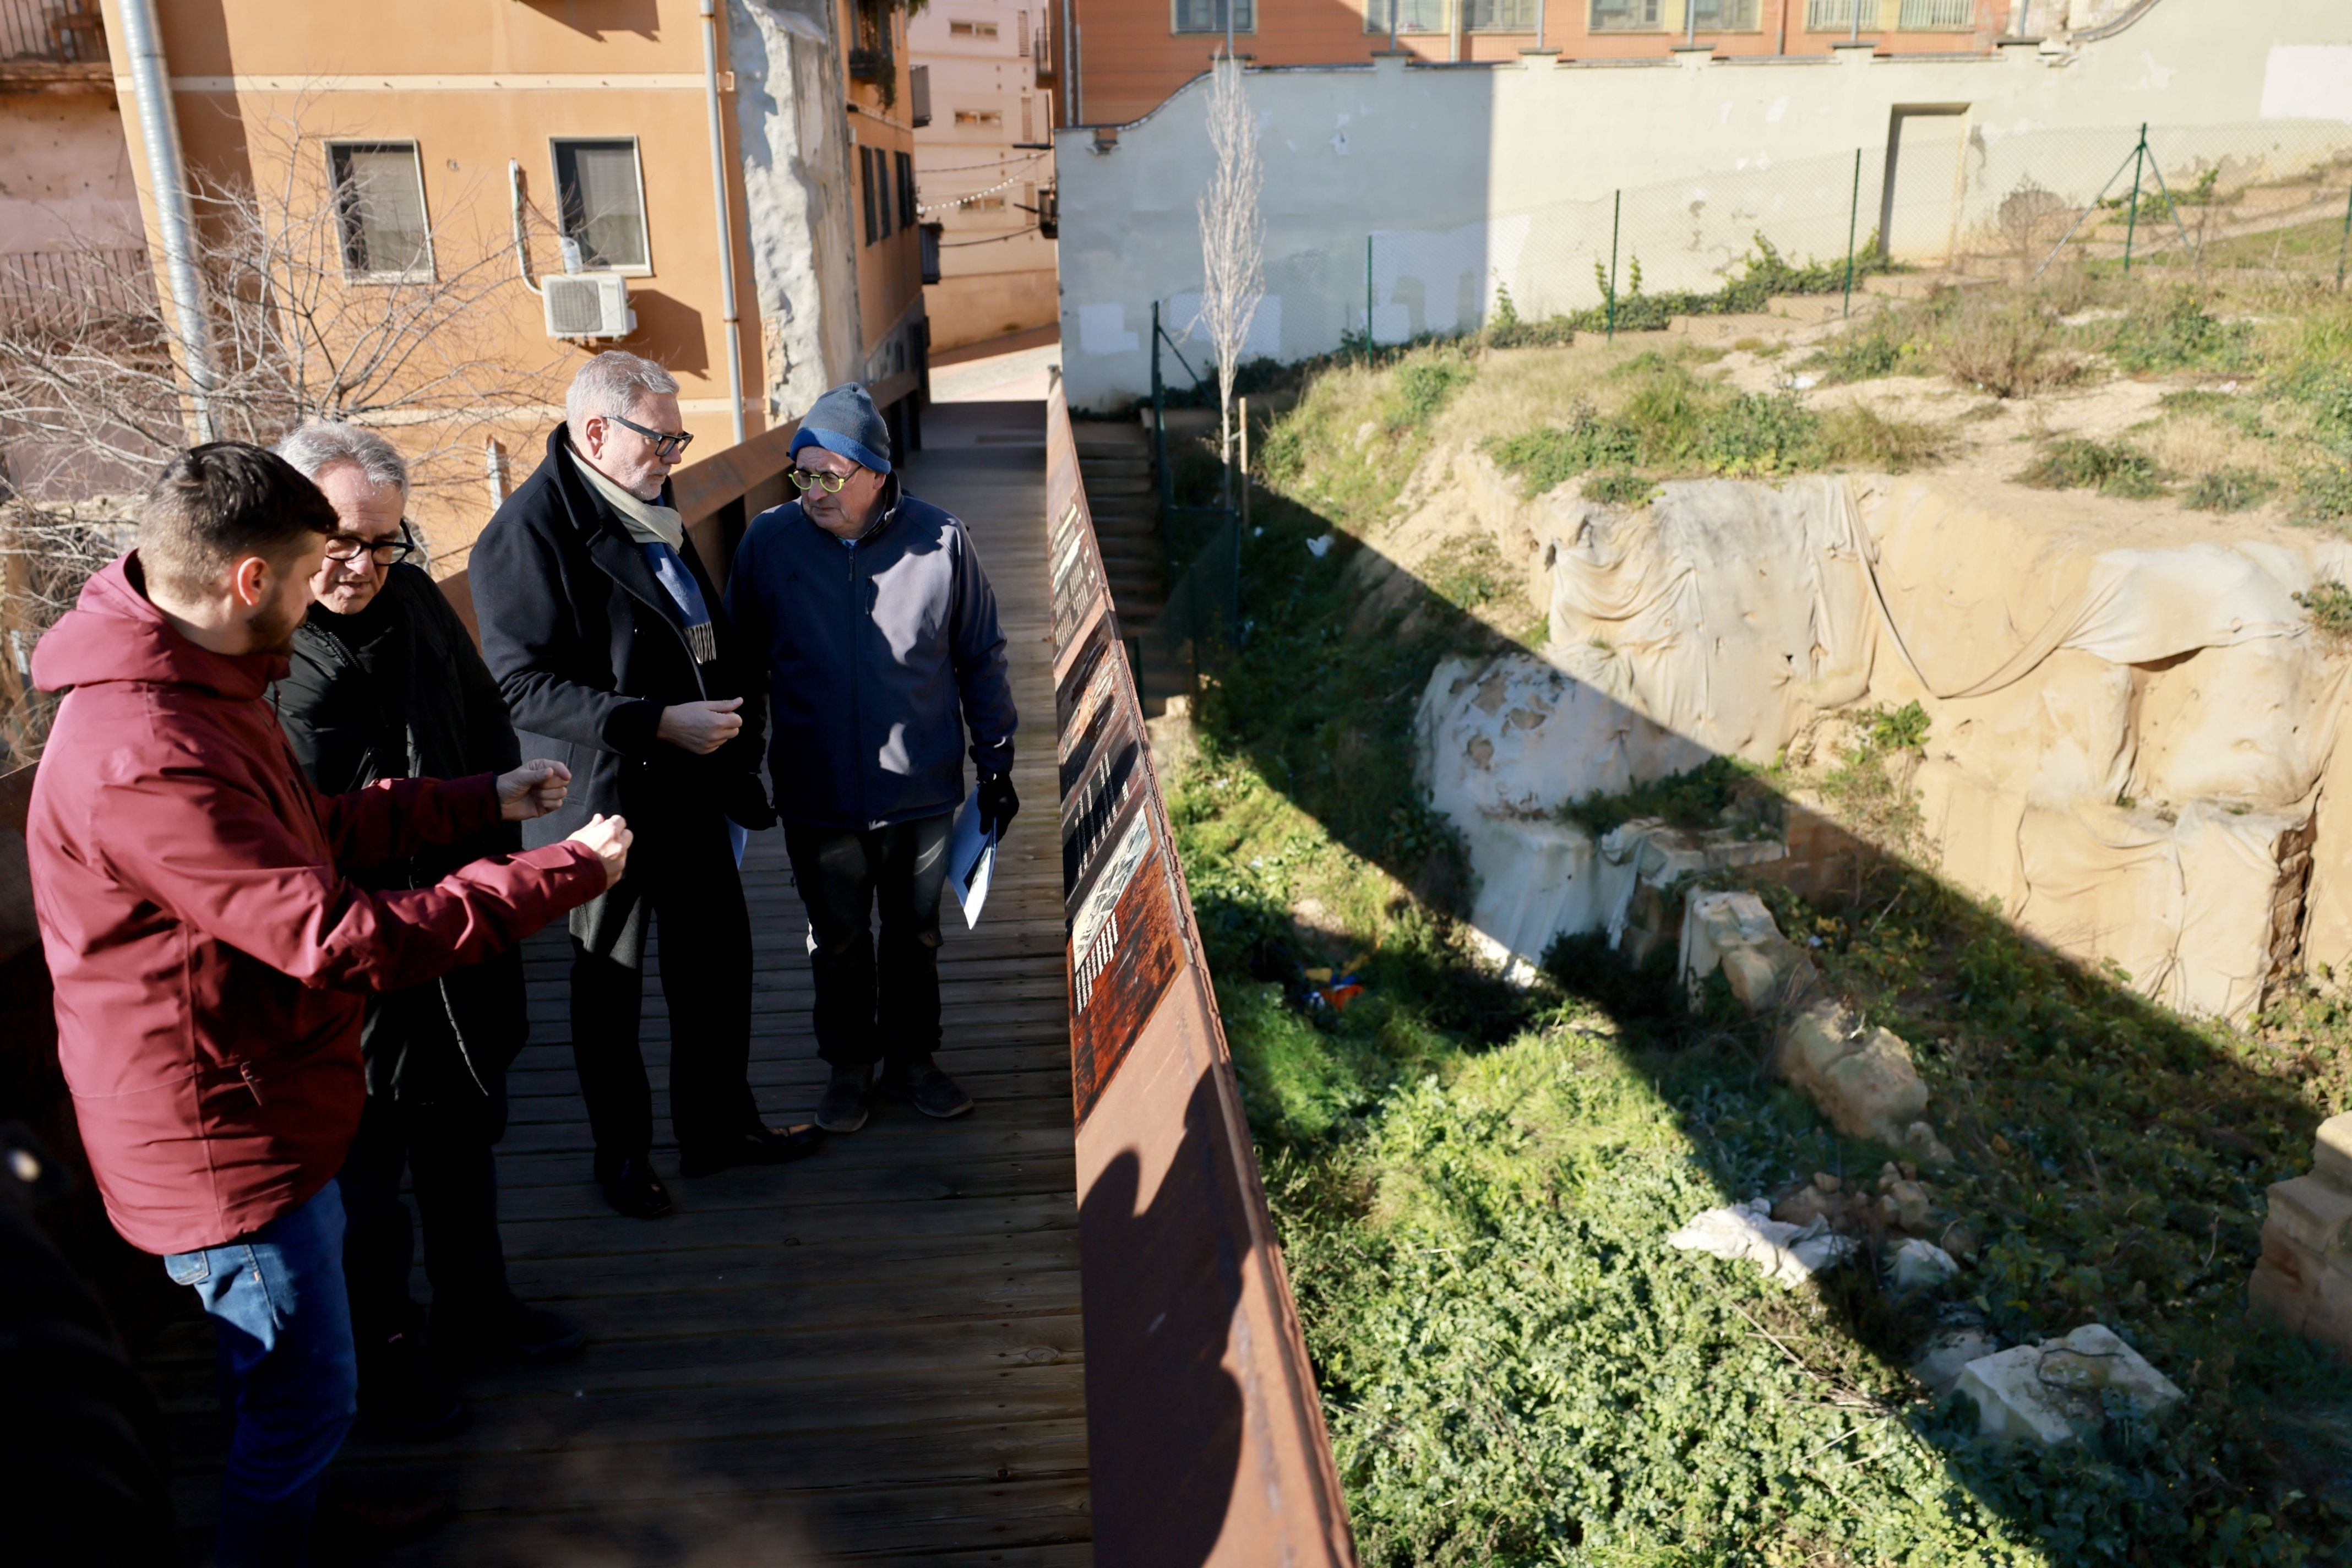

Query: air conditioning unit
left=542, top=272, right=635, bottom=340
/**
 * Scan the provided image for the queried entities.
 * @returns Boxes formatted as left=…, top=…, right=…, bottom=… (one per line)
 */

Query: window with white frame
left=1464, top=0, right=1537, bottom=29
left=949, top=18, right=999, bottom=36
left=328, top=142, right=432, bottom=281
left=1898, top=0, right=1974, bottom=28
left=1174, top=0, right=1253, bottom=33
left=1588, top=0, right=1663, bottom=28
left=1363, top=0, right=1449, bottom=34
left=1805, top=0, right=1865, bottom=28
left=955, top=109, right=1004, bottom=127
left=1691, top=0, right=1761, bottom=26
left=551, top=139, right=649, bottom=272
left=1017, top=9, right=1030, bottom=54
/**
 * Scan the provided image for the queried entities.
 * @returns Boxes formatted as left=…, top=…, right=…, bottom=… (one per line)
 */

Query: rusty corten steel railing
left=1048, top=375, right=1359, bottom=1567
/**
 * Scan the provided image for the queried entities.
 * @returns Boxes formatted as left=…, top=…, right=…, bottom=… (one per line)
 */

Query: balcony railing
left=0, top=0, right=102, bottom=64
left=1897, top=0, right=1975, bottom=28
left=1808, top=0, right=1979, bottom=29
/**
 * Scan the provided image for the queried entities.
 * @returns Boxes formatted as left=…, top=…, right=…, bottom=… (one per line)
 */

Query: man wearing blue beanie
left=726, top=384, right=1019, bottom=1130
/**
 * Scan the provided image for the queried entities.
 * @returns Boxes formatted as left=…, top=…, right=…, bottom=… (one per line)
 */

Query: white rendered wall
left=1057, top=0, right=2352, bottom=409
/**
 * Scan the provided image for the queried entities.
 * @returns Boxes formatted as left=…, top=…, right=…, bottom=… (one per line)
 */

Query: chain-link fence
left=1153, top=116, right=2352, bottom=364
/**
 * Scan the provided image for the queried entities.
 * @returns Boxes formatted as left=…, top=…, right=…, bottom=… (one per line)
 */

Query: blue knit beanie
left=790, top=383, right=892, bottom=475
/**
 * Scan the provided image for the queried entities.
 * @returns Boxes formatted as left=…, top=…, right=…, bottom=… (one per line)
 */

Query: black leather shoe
left=816, top=1064, right=875, bottom=1133
left=596, top=1155, right=673, bottom=1219
left=357, top=1329, right=467, bottom=1441
left=435, top=1298, right=585, bottom=1366
left=678, top=1123, right=824, bottom=1177
left=878, top=1055, right=974, bottom=1119
left=311, top=1480, right=453, bottom=1565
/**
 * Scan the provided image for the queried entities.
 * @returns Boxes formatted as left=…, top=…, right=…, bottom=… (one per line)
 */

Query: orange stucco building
left=21, top=0, right=927, bottom=565
left=1050, top=0, right=2015, bottom=127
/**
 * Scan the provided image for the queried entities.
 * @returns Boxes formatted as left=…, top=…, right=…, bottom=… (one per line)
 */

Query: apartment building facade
left=907, top=0, right=1058, bottom=351
left=1051, top=0, right=2033, bottom=127
left=0, top=0, right=925, bottom=567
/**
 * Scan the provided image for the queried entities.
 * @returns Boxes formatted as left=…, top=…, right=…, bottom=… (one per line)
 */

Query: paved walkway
left=148, top=400, right=1091, bottom=1566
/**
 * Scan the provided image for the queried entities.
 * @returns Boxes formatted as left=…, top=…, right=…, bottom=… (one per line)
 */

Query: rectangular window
left=1174, top=0, right=1253, bottom=33
left=1464, top=0, right=1536, bottom=28
left=896, top=150, right=917, bottom=229
left=1588, top=0, right=1663, bottom=29
left=861, top=146, right=878, bottom=246
left=327, top=141, right=432, bottom=281
left=961, top=194, right=1008, bottom=211
left=1805, top=0, right=1865, bottom=27
left=550, top=138, right=649, bottom=271
left=878, top=150, right=894, bottom=239
left=1691, top=0, right=1760, bottom=26
left=949, top=18, right=1000, bottom=36
left=1017, top=9, right=1030, bottom=55
left=954, top=109, right=1004, bottom=127
left=1897, top=0, right=1973, bottom=28
left=1021, top=94, right=1033, bottom=141
left=1364, top=0, right=1450, bottom=34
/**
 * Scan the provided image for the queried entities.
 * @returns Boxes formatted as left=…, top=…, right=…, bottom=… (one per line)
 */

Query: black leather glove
left=977, top=770, right=1020, bottom=839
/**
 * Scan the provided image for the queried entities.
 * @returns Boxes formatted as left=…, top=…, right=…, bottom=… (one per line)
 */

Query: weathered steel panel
left=1049, top=379, right=1359, bottom=1568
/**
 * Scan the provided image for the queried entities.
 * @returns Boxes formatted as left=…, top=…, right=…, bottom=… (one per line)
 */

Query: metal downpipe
left=115, top=0, right=216, bottom=442
left=701, top=0, right=748, bottom=444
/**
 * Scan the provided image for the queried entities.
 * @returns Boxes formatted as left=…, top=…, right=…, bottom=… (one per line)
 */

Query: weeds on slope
left=1181, top=346, right=2352, bottom=1564
left=1486, top=351, right=1944, bottom=498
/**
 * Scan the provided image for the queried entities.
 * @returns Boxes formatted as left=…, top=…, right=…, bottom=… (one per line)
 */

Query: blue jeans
left=164, top=1182, right=359, bottom=1568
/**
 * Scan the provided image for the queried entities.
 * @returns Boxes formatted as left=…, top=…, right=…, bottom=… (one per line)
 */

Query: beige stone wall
left=924, top=267, right=1057, bottom=351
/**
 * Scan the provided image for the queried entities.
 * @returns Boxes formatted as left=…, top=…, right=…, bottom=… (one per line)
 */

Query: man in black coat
left=270, top=422, right=587, bottom=1441
left=469, top=352, right=819, bottom=1220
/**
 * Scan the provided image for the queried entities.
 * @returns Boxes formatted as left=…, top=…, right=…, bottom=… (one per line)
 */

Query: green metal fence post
left=2122, top=123, right=2148, bottom=275
left=2338, top=182, right=2352, bottom=291
left=1843, top=146, right=1862, bottom=318
left=1606, top=189, right=1621, bottom=343
left=1151, top=302, right=1171, bottom=547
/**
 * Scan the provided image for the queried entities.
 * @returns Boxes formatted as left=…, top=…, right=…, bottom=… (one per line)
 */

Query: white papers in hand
left=948, top=788, right=998, bottom=929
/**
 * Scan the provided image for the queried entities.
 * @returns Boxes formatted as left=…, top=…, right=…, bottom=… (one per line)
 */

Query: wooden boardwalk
left=148, top=399, right=1093, bottom=1565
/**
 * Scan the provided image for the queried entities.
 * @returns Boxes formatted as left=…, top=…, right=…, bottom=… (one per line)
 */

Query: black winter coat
left=467, top=423, right=772, bottom=847
left=270, top=560, right=530, bottom=1102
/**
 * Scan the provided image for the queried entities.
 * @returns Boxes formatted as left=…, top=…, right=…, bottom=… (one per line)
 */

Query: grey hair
left=274, top=420, right=410, bottom=497
left=566, top=350, right=680, bottom=432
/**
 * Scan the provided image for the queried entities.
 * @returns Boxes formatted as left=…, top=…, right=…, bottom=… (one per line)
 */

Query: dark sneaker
left=311, top=1480, right=453, bottom=1565
left=879, top=1055, right=974, bottom=1119
left=595, top=1153, right=673, bottom=1219
left=356, top=1329, right=467, bottom=1441
left=434, top=1298, right=586, bottom=1366
left=679, top=1123, right=824, bottom=1177
left=815, top=1064, right=875, bottom=1133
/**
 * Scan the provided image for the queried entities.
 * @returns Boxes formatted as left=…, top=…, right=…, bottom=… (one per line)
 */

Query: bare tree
left=0, top=101, right=560, bottom=764
left=1191, top=52, right=1263, bottom=510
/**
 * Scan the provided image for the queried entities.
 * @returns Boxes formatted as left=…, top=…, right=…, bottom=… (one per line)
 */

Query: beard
left=247, top=595, right=305, bottom=656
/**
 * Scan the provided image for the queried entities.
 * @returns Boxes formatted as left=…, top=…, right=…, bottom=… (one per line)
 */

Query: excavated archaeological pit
left=1401, top=454, right=2352, bottom=1025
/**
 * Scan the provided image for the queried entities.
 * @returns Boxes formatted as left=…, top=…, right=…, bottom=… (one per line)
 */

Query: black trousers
left=568, top=804, right=758, bottom=1161
left=783, top=813, right=954, bottom=1069
left=338, top=1088, right=509, bottom=1344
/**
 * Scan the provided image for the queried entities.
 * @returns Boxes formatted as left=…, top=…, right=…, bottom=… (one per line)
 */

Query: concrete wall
left=925, top=267, right=1059, bottom=350
left=1057, top=0, right=2352, bottom=409
left=0, top=92, right=139, bottom=256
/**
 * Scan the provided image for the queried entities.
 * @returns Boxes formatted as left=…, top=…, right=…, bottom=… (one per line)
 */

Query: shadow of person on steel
left=1077, top=1068, right=1245, bottom=1568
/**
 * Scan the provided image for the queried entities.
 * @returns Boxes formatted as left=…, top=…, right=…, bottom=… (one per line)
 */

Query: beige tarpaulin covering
left=1414, top=473, right=2352, bottom=1021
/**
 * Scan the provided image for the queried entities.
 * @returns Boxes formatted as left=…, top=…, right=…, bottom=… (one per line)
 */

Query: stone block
left=1888, top=1238, right=1960, bottom=1293
left=2316, top=1113, right=2352, bottom=1194
left=1912, top=1328, right=1998, bottom=1396
left=1954, top=1324, right=2184, bottom=1446
left=2263, top=1174, right=2352, bottom=1262
left=1777, top=998, right=1856, bottom=1085
left=1818, top=1027, right=1932, bottom=1141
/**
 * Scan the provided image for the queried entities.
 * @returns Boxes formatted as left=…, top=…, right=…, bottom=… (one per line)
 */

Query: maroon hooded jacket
left=27, top=555, right=606, bottom=1255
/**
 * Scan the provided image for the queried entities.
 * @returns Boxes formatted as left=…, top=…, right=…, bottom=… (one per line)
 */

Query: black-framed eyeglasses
left=322, top=523, right=421, bottom=567
left=787, top=468, right=851, bottom=493
left=607, top=412, right=695, bottom=461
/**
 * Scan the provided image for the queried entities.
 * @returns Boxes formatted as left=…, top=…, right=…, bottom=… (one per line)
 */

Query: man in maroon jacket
left=27, top=443, right=630, bottom=1567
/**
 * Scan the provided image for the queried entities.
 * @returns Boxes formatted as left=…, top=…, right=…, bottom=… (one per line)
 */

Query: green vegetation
left=1487, top=353, right=1944, bottom=498
left=2021, top=435, right=2169, bottom=499
left=1559, top=753, right=1755, bottom=836
left=1172, top=344, right=2352, bottom=1562
left=2190, top=466, right=2276, bottom=513
left=2106, top=292, right=2255, bottom=375
left=2293, top=579, right=2352, bottom=640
